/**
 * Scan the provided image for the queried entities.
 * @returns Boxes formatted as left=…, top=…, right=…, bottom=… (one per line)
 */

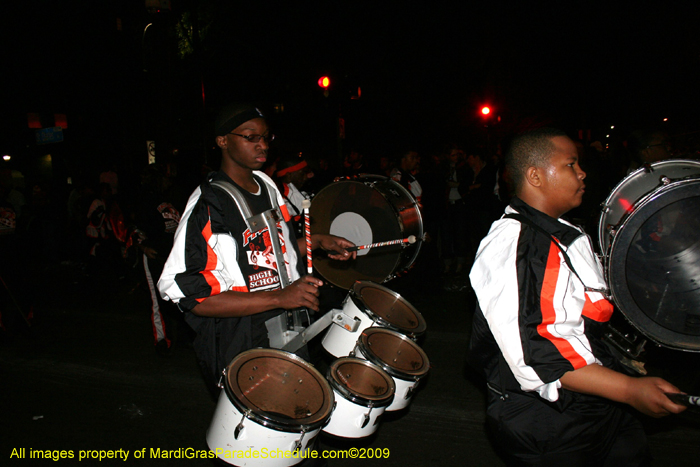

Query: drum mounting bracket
left=332, top=311, right=362, bottom=333
left=604, top=322, right=648, bottom=363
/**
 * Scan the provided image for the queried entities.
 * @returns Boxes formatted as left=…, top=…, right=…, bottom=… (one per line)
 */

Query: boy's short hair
left=506, top=127, right=568, bottom=194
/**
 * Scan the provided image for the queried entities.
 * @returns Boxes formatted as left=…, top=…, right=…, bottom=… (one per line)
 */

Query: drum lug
left=291, top=428, right=307, bottom=453
left=217, top=368, right=227, bottom=389
left=234, top=410, right=250, bottom=440
left=405, top=385, right=415, bottom=400
left=361, top=405, right=373, bottom=428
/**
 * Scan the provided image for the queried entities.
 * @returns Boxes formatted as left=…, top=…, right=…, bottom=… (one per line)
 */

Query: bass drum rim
left=608, top=178, right=700, bottom=352
left=223, top=348, right=335, bottom=432
left=310, top=176, right=423, bottom=290
left=598, top=159, right=700, bottom=255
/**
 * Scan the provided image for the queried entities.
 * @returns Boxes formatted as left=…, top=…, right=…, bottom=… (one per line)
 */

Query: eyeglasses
left=229, top=132, right=275, bottom=143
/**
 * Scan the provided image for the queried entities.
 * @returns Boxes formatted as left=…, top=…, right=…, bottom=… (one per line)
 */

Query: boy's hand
left=626, top=377, right=688, bottom=418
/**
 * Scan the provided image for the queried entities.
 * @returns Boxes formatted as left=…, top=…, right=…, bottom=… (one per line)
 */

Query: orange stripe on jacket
left=581, top=295, right=613, bottom=322
left=537, top=242, right=588, bottom=369
left=200, top=213, right=221, bottom=296
left=195, top=285, right=248, bottom=302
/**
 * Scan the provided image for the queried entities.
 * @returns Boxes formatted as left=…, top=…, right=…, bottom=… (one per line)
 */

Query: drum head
left=608, top=177, right=700, bottom=351
left=358, top=328, right=430, bottom=379
left=352, top=281, right=427, bottom=335
left=328, top=358, right=395, bottom=407
left=310, top=176, right=423, bottom=289
left=225, top=349, right=334, bottom=430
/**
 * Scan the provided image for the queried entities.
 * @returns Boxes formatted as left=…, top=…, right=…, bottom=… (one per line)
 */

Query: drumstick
left=302, top=199, right=313, bottom=274
left=665, top=393, right=700, bottom=407
left=346, top=235, right=417, bottom=252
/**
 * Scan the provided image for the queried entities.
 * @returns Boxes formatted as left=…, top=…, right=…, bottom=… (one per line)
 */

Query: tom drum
left=207, top=349, right=334, bottom=466
left=322, top=281, right=427, bottom=358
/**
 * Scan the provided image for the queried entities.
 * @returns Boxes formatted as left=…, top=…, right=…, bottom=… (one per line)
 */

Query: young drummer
left=158, top=104, right=354, bottom=392
left=469, top=127, right=686, bottom=465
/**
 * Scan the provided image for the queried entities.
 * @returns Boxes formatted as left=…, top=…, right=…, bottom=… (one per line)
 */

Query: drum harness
left=210, top=180, right=311, bottom=348
left=210, top=180, right=357, bottom=355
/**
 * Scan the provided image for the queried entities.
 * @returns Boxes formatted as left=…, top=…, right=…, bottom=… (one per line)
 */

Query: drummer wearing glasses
left=469, top=127, right=686, bottom=466
left=158, top=104, right=355, bottom=393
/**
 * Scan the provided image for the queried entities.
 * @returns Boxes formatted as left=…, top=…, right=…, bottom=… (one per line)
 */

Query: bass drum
left=599, top=159, right=700, bottom=351
left=207, top=349, right=334, bottom=466
left=310, top=176, right=423, bottom=289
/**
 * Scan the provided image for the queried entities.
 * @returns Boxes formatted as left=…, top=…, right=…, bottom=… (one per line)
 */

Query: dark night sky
left=2, top=2, right=699, bottom=167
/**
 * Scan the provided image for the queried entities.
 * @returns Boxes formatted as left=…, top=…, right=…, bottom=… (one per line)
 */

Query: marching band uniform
left=469, top=196, right=648, bottom=465
left=158, top=170, right=303, bottom=389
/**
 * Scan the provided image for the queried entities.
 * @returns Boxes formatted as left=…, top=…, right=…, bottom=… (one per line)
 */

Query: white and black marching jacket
left=469, top=197, right=616, bottom=405
left=158, top=170, right=303, bottom=387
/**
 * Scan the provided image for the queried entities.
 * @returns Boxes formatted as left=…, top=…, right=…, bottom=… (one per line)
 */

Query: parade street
left=2, top=260, right=699, bottom=466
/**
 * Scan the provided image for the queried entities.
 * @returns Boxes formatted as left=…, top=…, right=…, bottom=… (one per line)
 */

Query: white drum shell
left=383, top=377, right=419, bottom=412
left=354, top=345, right=422, bottom=412
left=321, top=282, right=426, bottom=358
left=207, top=390, right=320, bottom=467
left=322, top=294, right=376, bottom=357
left=322, top=391, right=387, bottom=438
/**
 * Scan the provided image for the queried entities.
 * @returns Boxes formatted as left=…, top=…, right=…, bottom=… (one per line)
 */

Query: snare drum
left=310, top=175, right=423, bottom=289
left=354, top=328, right=430, bottom=412
left=207, top=349, right=334, bottom=466
left=322, top=358, right=395, bottom=438
left=322, top=281, right=427, bottom=358
left=599, top=159, right=700, bottom=351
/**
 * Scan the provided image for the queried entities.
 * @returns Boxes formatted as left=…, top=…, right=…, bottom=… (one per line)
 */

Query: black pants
left=486, top=390, right=650, bottom=467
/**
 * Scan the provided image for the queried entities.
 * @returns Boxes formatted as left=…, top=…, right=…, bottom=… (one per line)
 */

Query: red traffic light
left=318, top=76, right=330, bottom=89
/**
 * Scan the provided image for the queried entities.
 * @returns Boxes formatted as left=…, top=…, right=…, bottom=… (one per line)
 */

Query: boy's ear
left=216, top=135, right=227, bottom=149
left=525, top=166, right=542, bottom=187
